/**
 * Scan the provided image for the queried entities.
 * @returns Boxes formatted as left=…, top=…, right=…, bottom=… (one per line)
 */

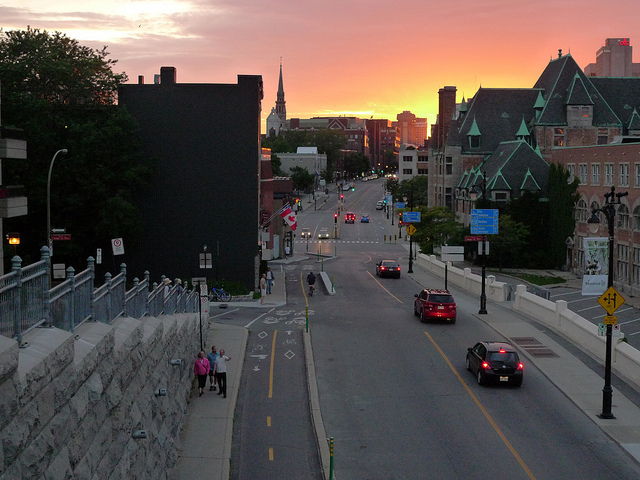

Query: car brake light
left=397, top=266, right=401, bottom=270
left=499, top=349, right=506, bottom=353
left=481, top=361, right=491, bottom=369
left=517, top=362, right=524, bottom=370
left=380, top=266, right=386, bottom=270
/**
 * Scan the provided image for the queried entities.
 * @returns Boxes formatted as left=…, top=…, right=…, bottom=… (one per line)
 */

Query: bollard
left=328, top=436, right=335, bottom=480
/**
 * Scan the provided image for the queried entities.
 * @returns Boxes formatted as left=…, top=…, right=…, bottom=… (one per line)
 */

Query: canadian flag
left=279, top=205, right=297, bottom=231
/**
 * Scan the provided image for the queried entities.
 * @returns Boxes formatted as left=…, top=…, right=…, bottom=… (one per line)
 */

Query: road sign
left=51, top=228, right=66, bottom=234
left=395, top=202, right=406, bottom=209
left=441, top=246, right=464, bottom=262
left=603, top=315, right=618, bottom=325
left=598, top=323, right=606, bottom=336
left=478, top=241, right=490, bottom=255
left=471, top=209, right=499, bottom=235
left=51, top=233, right=71, bottom=241
left=465, top=235, right=484, bottom=242
left=406, top=224, right=417, bottom=236
left=403, top=211, right=421, bottom=223
left=53, top=263, right=66, bottom=279
left=96, top=248, right=102, bottom=264
left=598, top=286, right=625, bottom=315
left=111, top=237, right=125, bottom=256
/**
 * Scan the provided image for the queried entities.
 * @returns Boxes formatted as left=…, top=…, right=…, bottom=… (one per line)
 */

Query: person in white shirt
left=214, top=349, right=231, bottom=398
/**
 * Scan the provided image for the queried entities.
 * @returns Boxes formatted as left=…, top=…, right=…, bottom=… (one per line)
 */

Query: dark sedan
left=375, top=260, right=401, bottom=278
left=466, top=341, right=523, bottom=387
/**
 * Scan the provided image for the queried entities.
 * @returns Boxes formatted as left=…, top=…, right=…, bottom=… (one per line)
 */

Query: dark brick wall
left=119, top=72, right=263, bottom=289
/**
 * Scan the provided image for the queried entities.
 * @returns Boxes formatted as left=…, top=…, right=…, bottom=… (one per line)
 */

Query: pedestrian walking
left=207, top=345, right=219, bottom=391
left=214, top=349, right=231, bottom=398
left=194, top=351, right=210, bottom=397
left=260, top=274, right=267, bottom=304
left=266, top=267, right=274, bottom=295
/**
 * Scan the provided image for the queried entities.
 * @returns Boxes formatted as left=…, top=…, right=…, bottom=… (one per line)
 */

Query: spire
left=515, top=116, right=530, bottom=138
left=628, top=108, right=640, bottom=131
left=275, top=59, right=286, bottom=121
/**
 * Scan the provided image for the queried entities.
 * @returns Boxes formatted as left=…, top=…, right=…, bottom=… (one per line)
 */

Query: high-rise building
left=396, top=111, right=428, bottom=148
left=584, top=38, right=640, bottom=77
left=366, top=119, right=399, bottom=171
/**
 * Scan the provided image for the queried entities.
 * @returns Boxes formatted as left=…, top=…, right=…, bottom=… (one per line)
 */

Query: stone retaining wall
left=0, top=313, right=201, bottom=479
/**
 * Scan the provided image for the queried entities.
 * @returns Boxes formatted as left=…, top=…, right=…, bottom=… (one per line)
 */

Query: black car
left=466, top=341, right=523, bottom=387
left=376, top=260, right=401, bottom=278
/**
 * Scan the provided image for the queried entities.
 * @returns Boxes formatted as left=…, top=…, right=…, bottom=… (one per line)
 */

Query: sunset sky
left=2, top=0, right=639, bottom=131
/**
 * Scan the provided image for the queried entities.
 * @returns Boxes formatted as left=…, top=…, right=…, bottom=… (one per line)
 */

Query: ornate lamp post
left=46, top=148, right=68, bottom=256
left=469, top=171, right=488, bottom=315
left=587, top=185, right=628, bottom=419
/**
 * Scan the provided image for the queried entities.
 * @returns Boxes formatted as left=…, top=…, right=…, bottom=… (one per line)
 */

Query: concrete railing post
left=87, top=256, right=95, bottom=321
left=11, top=256, right=23, bottom=344
left=555, top=299, right=568, bottom=329
left=464, top=267, right=472, bottom=291
left=144, top=271, right=151, bottom=316
left=514, top=285, right=527, bottom=309
left=41, top=247, right=51, bottom=328
left=105, top=272, right=113, bottom=322
left=120, top=263, right=127, bottom=315
left=66, top=266, right=76, bottom=331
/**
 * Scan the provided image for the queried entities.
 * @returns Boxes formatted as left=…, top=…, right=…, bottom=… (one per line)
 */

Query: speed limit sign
left=111, top=238, right=125, bottom=256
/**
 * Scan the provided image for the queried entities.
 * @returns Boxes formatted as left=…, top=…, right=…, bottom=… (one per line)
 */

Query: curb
left=304, top=330, right=330, bottom=479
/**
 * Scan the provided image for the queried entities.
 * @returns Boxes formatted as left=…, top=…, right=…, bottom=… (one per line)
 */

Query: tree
left=343, top=152, right=370, bottom=178
left=546, top=163, right=580, bottom=269
left=486, top=215, right=530, bottom=270
left=411, top=206, right=464, bottom=254
left=0, top=27, right=153, bottom=267
left=397, top=176, right=428, bottom=207
left=289, top=166, right=314, bottom=192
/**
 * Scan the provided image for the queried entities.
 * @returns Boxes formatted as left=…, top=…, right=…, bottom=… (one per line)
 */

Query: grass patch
left=514, top=273, right=566, bottom=286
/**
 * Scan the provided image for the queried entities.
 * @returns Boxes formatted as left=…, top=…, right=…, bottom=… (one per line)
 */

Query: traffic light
left=398, top=212, right=403, bottom=224
left=340, top=194, right=344, bottom=200
left=351, top=187, right=355, bottom=191
left=334, top=213, right=338, bottom=224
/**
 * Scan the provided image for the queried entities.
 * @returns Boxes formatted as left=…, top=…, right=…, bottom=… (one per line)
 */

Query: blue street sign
left=402, top=211, right=421, bottom=223
left=395, top=202, right=406, bottom=209
left=472, top=209, right=499, bottom=217
left=471, top=224, right=499, bottom=235
left=471, top=208, right=499, bottom=235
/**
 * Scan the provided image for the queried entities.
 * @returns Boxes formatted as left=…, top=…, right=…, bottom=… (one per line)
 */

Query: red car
left=414, top=289, right=457, bottom=323
left=344, top=212, right=356, bottom=223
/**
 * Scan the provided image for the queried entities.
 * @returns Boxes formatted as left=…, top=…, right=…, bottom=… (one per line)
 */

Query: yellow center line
left=268, top=330, right=278, bottom=399
left=366, top=271, right=404, bottom=304
left=266, top=416, right=271, bottom=427
left=300, top=271, right=309, bottom=306
left=423, top=330, right=537, bottom=480
left=268, top=447, right=274, bottom=461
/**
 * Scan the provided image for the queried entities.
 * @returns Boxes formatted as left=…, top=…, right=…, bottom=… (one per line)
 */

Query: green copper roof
left=468, top=116, right=481, bottom=136
left=520, top=168, right=542, bottom=191
left=534, top=143, right=543, bottom=158
left=487, top=168, right=511, bottom=190
left=629, top=108, right=640, bottom=130
left=460, top=97, right=468, bottom=113
left=533, top=91, right=545, bottom=109
left=515, top=116, right=530, bottom=137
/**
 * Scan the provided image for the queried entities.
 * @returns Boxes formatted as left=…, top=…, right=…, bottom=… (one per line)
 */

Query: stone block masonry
left=0, top=313, right=202, bottom=479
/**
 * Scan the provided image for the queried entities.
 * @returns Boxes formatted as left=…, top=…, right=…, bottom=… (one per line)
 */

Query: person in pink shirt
left=194, top=351, right=210, bottom=397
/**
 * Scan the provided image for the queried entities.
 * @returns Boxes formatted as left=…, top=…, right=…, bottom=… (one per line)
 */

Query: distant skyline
left=2, top=1, right=639, bottom=131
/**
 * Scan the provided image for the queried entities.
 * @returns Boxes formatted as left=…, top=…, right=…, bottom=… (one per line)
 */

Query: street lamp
left=587, top=185, right=628, bottom=420
left=47, top=148, right=68, bottom=255
left=469, top=171, right=488, bottom=314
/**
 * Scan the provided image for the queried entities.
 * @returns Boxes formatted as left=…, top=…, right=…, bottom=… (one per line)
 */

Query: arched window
left=575, top=199, right=587, bottom=222
left=634, top=206, right=640, bottom=231
left=590, top=201, right=603, bottom=224
left=617, top=204, right=629, bottom=229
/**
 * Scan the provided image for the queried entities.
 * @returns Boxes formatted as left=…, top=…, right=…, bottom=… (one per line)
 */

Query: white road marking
left=244, top=308, right=275, bottom=328
left=594, top=306, right=634, bottom=318
left=620, top=317, right=640, bottom=326
left=576, top=305, right=603, bottom=312
left=211, top=308, right=239, bottom=318
left=550, top=291, right=580, bottom=298
left=250, top=354, right=268, bottom=359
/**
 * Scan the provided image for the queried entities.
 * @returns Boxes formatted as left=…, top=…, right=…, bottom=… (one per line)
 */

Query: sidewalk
left=407, top=254, right=640, bottom=463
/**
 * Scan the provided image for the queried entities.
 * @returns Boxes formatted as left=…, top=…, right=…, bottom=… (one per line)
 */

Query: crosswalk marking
left=295, top=240, right=380, bottom=244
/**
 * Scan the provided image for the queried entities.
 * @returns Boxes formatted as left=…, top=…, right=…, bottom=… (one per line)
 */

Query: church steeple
left=275, top=60, right=286, bottom=121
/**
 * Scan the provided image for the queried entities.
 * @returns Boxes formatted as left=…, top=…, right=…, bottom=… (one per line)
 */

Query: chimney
left=558, top=49, right=562, bottom=58
left=137, top=75, right=144, bottom=85
left=160, top=66, right=177, bottom=85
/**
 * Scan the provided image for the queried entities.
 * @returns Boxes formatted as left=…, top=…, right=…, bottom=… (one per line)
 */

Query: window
left=591, top=163, right=600, bottom=185
left=620, top=163, right=630, bottom=186
left=445, top=156, right=453, bottom=175
left=634, top=206, right=640, bottom=230
left=633, top=247, right=640, bottom=285
left=554, top=128, right=565, bottom=146
left=567, top=164, right=575, bottom=182
left=493, top=191, right=509, bottom=201
left=597, top=127, right=608, bottom=145
left=575, top=199, right=587, bottom=222
left=417, top=168, right=428, bottom=175
left=617, top=204, right=629, bottom=229
left=445, top=187, right=452, bottom=210
left=403, top=168, right=413, bottom=175
left=591, top=201, right=603, bottom=224
left=402, top=155, right=412, bottom=162
left=578, top=163, right=588, bottom=184
left=418, top=155, right=428, bottom=162
left=617, top=244, right=629, bottom=283
left=469, top=136, right=480, bottom=148
left=604, top=163, right=614, bottom=185
left=635, top=163, right=640, bottom=187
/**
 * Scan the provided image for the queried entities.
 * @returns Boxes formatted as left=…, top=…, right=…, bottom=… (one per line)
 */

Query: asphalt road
left=305, top=179, right=640, bottom=479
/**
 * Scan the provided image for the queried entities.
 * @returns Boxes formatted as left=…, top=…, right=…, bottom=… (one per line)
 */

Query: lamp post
left=587, top=185, right=628, bottom=419
left=469, top=171, right=488, bottom=315
left=46, top=149, right=68, bottom=256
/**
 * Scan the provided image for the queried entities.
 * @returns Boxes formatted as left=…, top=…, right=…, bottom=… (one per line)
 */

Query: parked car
left=413, top=289, right=457, bottom=323
left=466, top=341, right=524, bottom=387
left=344, top=212, right=356, bottom=223
left=376, top=201, right=385, bottom=210
left=300, top=228, right=311, bottom=238
left=318, top=228, right=330, bottom=239
left=375, top=260, right=401, bottom=278
left=360, top=214, right=370, bottom=223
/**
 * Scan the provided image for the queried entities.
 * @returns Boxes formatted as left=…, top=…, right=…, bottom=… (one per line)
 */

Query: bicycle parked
left=210, top=287, right=232, bottom=302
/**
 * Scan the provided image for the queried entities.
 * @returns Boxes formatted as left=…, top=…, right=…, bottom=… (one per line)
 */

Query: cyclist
left=307, top=271, right=316, bottom=296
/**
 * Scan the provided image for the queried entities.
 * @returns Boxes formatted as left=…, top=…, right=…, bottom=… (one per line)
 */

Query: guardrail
left=0, top=246, right=199, bottom=345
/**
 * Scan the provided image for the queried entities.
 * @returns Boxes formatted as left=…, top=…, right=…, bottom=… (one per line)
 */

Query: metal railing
left=0, top=246, right=199, bottom=345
